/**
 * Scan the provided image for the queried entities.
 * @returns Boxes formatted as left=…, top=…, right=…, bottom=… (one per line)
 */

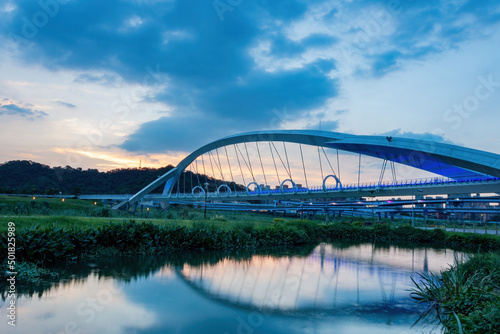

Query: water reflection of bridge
left=172, top=244, right=462, bottom=316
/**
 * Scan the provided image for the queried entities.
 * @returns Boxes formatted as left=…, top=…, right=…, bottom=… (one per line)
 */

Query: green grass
left=410, top=252, right=500, bottom=333
left=0, top=195, right=95, bottom=210
left=0, top=196, right=282, bottom=232
left=0, top=212, right=279, bottom=233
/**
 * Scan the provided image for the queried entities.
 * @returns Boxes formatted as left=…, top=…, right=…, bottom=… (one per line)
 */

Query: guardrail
left=52, top=175, right=499, bottom=201
left=165, top=175, right=500, bottom=199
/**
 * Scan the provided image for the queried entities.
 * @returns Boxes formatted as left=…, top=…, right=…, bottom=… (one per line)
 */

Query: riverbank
left=411, top=252, right=500, bottom=333
left=2, top=217, right=500, bottom=267
left=2, top=216, right=499, bottom=333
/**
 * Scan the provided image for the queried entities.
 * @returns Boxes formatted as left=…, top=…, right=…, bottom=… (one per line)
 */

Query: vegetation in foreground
left=411, top=252, right=500, bottom=334
left=2, top=213, right=500, bottom=267
left=2, top=196, right=500, bottom=333
left=1, top=201, right=500, bottom=334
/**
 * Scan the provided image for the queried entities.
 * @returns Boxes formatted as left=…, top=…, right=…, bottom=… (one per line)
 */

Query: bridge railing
left=166, top=175, right=499, bottom=198
left=76, top=175, right=500, bottom=201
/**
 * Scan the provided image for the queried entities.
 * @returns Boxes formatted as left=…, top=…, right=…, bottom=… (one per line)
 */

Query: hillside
left=0, top=160, right=240, bottom=195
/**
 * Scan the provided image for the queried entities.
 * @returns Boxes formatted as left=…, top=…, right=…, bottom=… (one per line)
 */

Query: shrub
left=410, top=253, right=500, bottom=333
left=211, top=214, right=226, bottom=222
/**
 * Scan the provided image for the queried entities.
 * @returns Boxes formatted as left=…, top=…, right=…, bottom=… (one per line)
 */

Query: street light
left=204, top=182, right=209, bottom=219
left=412, top=188, right=423, bottom=227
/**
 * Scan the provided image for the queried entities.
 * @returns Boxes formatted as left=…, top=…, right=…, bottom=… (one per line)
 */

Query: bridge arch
left=280, top=179, right=298, bottom=193
left=122, top=130, right=500, bottom=207
left=191, top=186, right=205, bottom=197
left=322, top=175, right=342, bottom=191
left=246, top=182, right=261, bottom=193
left=217, top=184, right=232, bottom=196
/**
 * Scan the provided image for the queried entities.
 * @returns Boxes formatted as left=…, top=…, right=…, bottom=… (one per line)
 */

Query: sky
left=1, top=0, right=500, bottom=175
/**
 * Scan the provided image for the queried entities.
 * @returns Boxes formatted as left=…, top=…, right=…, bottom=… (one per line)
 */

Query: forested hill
left=0, top=160, right=238, bottom=195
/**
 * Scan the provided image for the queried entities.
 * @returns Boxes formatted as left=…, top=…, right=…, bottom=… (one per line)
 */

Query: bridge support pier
left=325, top=211, right=329, bottom=222
left=377, top=212, right=381, bottom=222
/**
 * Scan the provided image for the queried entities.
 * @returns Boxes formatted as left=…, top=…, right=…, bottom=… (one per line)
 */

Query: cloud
left=120, top=58, right=338, bottom=154
left=119, top=115, right=230, bottom=153
left=378, top=129, right=453, bottom=144
left=0, top=102, right=48, bottom=120
left=73, top=73, right=121, bottom=86
left=1, top=0, right=499, bottom=156
left=56, top=100, right=76, bottom=109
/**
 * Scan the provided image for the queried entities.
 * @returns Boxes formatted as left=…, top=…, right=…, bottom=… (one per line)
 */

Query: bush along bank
left=1, top=220, right=500, bottom=268
left=410, top=252, right=500, bottom=334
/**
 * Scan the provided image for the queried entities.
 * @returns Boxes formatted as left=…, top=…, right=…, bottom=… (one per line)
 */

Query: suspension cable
left=299, top=144, right=308, bottom=189
left=357, top=153, right=361, bottom=189
left=233, top=144, right=246, bottom=186
left=208, top=151, right=218, bottom=189
left=237, top=144, right=256, bottom=183
left=317, top=147, right=324, bottom=181
left=224, top=146, right=237, bottom=192
left=194, top=159, right=202, bottom=187
left=243, top=143, right=256, bottom=183
left=337, top=149, right=340, bottom=179
left=256, top=142, right=267, bottom=187
left=336, top=149, right=341, bottom=180
left=183, top=167, right=186, bottom=194
left=201, top=154, right=208, bottom=184
left=215, top=148, right=225, bottom=180
left=271, top=142, right=291, bottom=179
left=283, top=142, right=292, bottom=180
left=322, top=147, right=337, bottom=176
left=391, top=161, right=397, bottom=182
left=379, top=159, right=388, bottom=185
left=269, top=142, right=281, bottom=185
left=189, top=165, right=193, bottom=192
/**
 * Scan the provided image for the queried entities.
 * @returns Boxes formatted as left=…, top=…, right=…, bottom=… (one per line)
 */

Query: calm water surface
left=1, top=242, right=463, bottom=334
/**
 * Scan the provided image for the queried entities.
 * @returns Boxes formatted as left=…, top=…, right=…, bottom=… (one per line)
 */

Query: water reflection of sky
left=0, top=243, right=460, bottom=334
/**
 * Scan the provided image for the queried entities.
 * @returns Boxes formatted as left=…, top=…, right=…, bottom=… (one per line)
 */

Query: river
left=1, top=242, right=463, bottom=334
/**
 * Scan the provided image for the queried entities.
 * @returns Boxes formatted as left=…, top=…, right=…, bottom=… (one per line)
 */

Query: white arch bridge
left=111, top=130, right=500, bottom=209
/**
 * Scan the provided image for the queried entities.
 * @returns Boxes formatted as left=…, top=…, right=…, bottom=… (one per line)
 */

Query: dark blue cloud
left=2, top=0, right=499, bottom=154
left=56, top=100, right=76, bottom=109
left=189, top=60, right=337, bottom=123
left=267, top=34, right=338, bottom=58
left=73, top=73, right=121, bottom=86
left=371, top=50, right=402, bottom=76
left=305, top=120, right=339, bottom=132
left=120, top=115, right=235, bottom=153
left=378, top=129, right=453, bottom=144
left=361, top=0, right=500, bottom=75
left=0, top=103, right=48, bottom=120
